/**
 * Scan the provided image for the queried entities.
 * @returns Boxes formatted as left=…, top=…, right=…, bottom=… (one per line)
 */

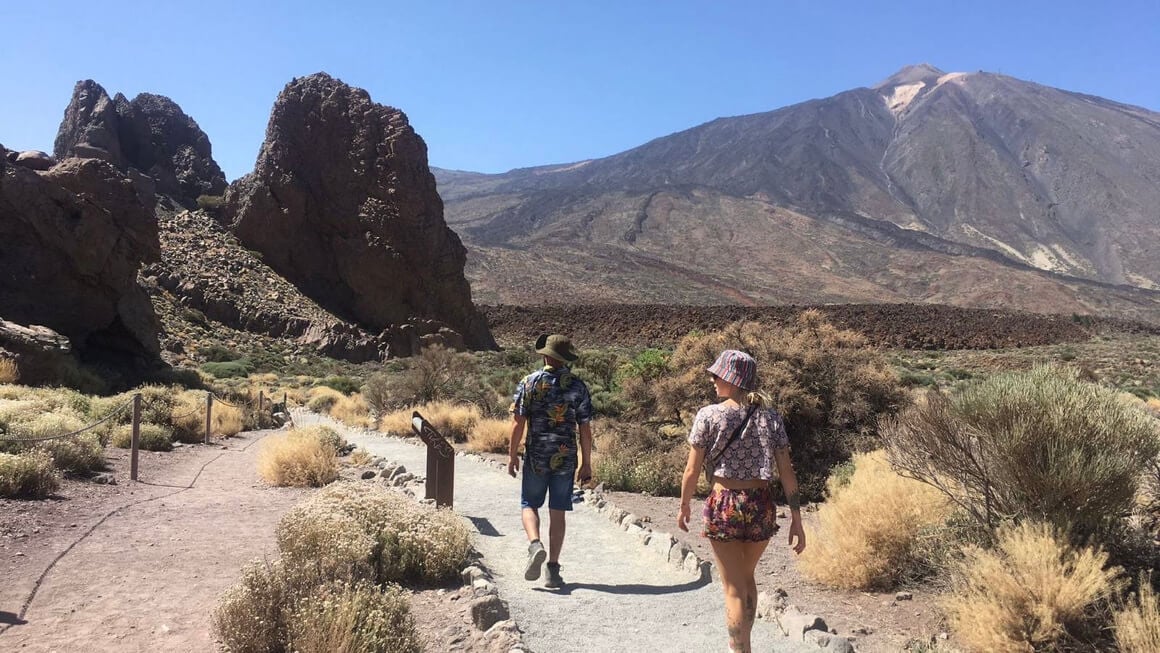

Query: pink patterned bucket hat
left=707, top=349, right=757, bottom=391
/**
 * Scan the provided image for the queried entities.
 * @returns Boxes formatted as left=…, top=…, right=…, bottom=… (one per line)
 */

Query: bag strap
left=708, top=404, right=758, bottom=468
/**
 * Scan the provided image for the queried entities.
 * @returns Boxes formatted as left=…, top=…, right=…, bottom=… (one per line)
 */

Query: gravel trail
left=302, top=412, right=817, bottom=653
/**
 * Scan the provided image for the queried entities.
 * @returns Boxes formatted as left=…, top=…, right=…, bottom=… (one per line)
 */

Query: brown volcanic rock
left=54, top=79, right=227, bottom=205
left=481, top=303, right=1152, bottom=351
left=225, top=73, right=495, bottom=352
left=0, top=144, right=161, bottom=362
left=144, top=209, right=386, bottom=362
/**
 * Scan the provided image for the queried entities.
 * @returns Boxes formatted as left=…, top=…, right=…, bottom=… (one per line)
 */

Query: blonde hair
left=745, top=392, right=768, bottom=407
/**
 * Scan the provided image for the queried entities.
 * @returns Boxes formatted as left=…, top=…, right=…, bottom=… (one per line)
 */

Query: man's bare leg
left=522, top=507, right=541, bottom=542
left=548, top=509, right=566, bottom=563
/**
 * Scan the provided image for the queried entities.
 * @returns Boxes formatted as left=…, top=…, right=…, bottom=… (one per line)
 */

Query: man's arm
left=577, top=421, right=593, bottom=484
left=507, top=415, right=527, bottom=478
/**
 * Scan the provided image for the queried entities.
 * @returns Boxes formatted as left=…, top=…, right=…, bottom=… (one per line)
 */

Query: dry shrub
left=0, top=451, right=60, bottom=498
left=347, top=448, right=372, bottom=466
left=306, top=482, right=472, bottom=584
left=644, top=313, right=907, bottom=500
left=306, top=386, right=344, bottom=413
left=0, top=358, right=18, bottom=384
left=38, top=433, right=106, bottom=473
left=379, top=401, right=481, bottom=442
left=467, top=418, right=511, bottom=453
left=943, top=521, right=1124, bottom=652
left=257, top=429, right=339, bottom=487
left=330, top=394, right=371, bottom=428
left=111, top=424, right=172, bottom=451
left=213, top=558, right=307, bottom=653
left=289, top=581, right=419, bottom=653
left=885, top=366, right=1160, bottom=539
left=170, top=391, right=205, bottom=443
left=277, top=502, right=376, bottom=582
left=212, top=402, right=244, bottom=437
left=296, top=425, right=346, bottom=453
left=594, top=421, right=685, bottom=496
left=1115, top=575, right=1160, bottom=653
left=799, top=451, right=954, bottom=590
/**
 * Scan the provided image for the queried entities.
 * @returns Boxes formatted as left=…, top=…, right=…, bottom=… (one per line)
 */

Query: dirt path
left=301, top=412, right=819, bottom=653
left=0, top=429, right=310, bottom=652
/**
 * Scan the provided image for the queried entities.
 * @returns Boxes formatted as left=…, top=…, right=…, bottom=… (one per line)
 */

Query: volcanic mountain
left=434, top=65, right=1160, bottom=322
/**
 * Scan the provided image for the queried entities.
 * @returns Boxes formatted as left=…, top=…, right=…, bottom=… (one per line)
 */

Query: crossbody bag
left=702, top=404, right=758, bottom=488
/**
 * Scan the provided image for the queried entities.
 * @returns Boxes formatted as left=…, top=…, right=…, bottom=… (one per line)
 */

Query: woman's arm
left=774, top=447, right=806, bottom=553
left=677, top=445, right=707, bottom=531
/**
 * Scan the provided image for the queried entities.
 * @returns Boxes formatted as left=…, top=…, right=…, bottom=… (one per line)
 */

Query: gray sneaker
left=524, top=541, right=547, bottom=581
left=545, top=562, right=564, bottom=588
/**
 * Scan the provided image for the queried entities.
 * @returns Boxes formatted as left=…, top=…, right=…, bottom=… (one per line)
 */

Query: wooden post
left=205, top=392, right=214, bottom=445
left=258, top=390, right=264, bottom=414
left=130, top=393, right=141, bottom=481
left=411, top=411, right=455, bottom=508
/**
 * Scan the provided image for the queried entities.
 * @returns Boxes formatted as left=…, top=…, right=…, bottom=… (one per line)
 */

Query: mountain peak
left=874, top=63, right=946, bottom=89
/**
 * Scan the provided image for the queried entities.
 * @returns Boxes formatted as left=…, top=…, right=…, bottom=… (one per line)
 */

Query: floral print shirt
left=514, top=365, right=593, bottom=475
left=688, top=403, right=789, bottom=481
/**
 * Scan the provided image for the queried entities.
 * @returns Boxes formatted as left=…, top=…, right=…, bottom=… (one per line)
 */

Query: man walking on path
left=508, top=333, right=594, bottom=588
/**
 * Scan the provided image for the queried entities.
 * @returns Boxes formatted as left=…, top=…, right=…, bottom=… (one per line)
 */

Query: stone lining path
left=303, top=412, right=818, bottom=653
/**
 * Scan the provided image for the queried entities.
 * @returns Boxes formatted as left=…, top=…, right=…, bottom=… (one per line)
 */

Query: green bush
left=0, top=451, right=60, bottom=498
left=202, top=360, right=254, bottom=379
left=318, top=376, right=361, bottom=396
left=306, top=393, right=340, bottom=413
left=594, top=422, right=685, bottom=496
left=200, top=344, right=241, bottom=362
left=638, top=312, right=908, bottom=500
left=885, top=366, right=1160, bottom=541
left=111, top=424, right=173, bottom=452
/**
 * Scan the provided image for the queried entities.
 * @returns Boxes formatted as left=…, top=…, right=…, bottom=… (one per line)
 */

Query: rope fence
left=0, top=399, right=133, bottom=443
left=0, top=388, right=293, bottom=479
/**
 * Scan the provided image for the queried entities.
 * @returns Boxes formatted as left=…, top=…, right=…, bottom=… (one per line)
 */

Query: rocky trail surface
left=302, top=411, right=822, bottom=653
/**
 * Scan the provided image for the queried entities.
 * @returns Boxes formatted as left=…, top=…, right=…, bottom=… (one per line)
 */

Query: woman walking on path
left=677, top=349, right=806, bottom=653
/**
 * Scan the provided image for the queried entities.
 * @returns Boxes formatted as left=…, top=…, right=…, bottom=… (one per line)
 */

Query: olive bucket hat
left=707, top=349, right=758, bottom=391
left=535, top=333, right=579, bottom=362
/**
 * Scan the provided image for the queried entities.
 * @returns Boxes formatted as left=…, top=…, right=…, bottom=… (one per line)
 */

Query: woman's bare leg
left=711, top=539, right=769, bottom=652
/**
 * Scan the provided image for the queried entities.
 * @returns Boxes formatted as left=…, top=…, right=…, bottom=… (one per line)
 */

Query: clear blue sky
left=2, top=1, right=1157, bottom=181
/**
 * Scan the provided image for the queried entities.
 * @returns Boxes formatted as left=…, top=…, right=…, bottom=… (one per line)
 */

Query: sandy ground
left=0, top=430, right=310, bottom=652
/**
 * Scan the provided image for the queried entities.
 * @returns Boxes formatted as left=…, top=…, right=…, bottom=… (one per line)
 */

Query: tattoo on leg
left=727, top=624, right=748, bottom=653
left=744, top=594, right=756, bottom=623
left=786, top=491, right=801, bottom=512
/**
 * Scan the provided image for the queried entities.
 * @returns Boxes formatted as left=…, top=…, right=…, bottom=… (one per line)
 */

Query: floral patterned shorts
left=702, top=485, right=778, bottom=542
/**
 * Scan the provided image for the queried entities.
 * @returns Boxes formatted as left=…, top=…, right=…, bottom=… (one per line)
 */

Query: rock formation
left=0, top=142, right=162, bottom=366
left=54, top=80, right=227, bottom=205
left=225, top=73, right=495, bottom=354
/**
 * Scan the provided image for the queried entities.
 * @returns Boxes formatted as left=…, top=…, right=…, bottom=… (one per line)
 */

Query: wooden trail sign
left=411, top=411, right=455, bottom=508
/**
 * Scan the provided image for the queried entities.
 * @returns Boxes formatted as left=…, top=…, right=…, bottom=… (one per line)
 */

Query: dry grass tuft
left=330, top=394, right=371, bottom=428
left=0, top=451, right=60, bottom=498
left=213, top=403, right=244, bottom=437
left=257, top=428, right=339, bottom=487
left=1114, top=575, right=1160, bottom=653
left=466, top=418, right=511, bottom=453
left=943, top=521, right=1124, bottom=652
left=800, top=451, right=953, bottom=590
left=306, top=386, right=344, bottom=413
left=0, top=358, right=18, bottom=385
left=289, top=581, right=420, bottom=653
left=347, top=448, right=372, bottom=467
left=170, top=391, right=206, bottom=443
left=379, top=401, right=481, bottom=442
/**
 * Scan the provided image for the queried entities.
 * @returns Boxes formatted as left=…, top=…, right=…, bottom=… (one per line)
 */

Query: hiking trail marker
left=411, top=411, right=455, bottom=508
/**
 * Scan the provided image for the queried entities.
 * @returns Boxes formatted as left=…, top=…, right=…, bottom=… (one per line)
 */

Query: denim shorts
left=702, top=485, right=778, bottom=542
left=521, top=462, right=575, bottom=512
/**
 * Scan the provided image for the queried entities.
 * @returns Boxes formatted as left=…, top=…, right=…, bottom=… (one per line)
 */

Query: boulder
left=54, top=80, right=227, bottom=205
left=0, top=148, right=161, bottom=367
left=469, top=595, right=510, bottom=631
left=225, top=73, right=495, bottom=353
left=0, top=320, right=73, bottom=385
left=14, top=151, right=56, bottom=171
